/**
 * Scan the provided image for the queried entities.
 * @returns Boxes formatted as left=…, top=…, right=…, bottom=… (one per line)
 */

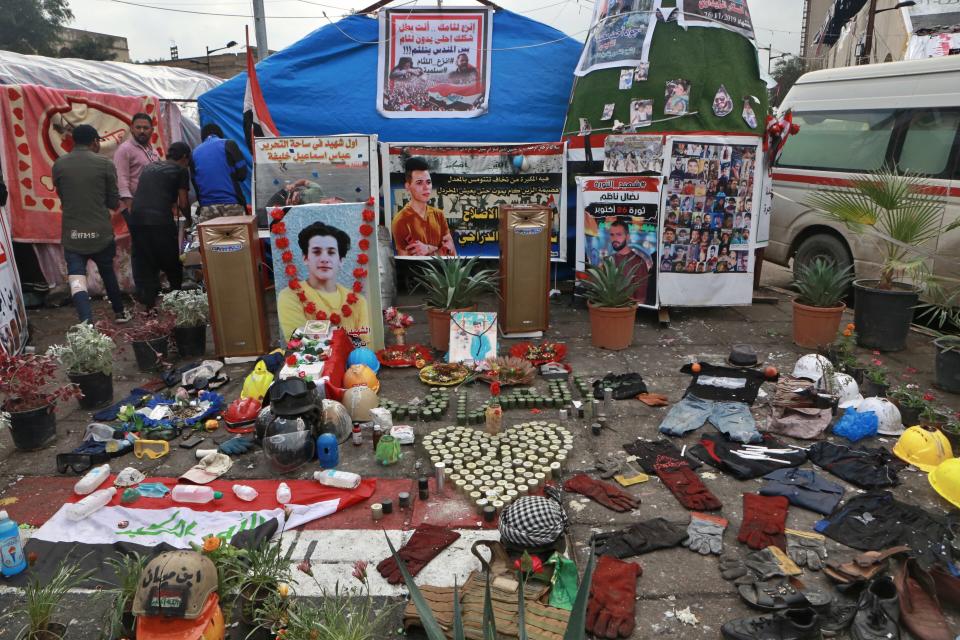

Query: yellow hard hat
left=893, top=426, right=952, bottom=473
left=929, top=457, right=960, bottom=508
left=343, top=364, right=380, bottom=393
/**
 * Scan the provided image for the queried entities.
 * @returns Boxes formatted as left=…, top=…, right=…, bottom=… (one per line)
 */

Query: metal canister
left=371, top=503, right=383, bottom=521
left=398, top=492, right=411, bottom=509
left=381, top=498, right=393, bottom=514
left=435, top=462, right=445, bottom=492
left=418, top=477, right=429, bottom=500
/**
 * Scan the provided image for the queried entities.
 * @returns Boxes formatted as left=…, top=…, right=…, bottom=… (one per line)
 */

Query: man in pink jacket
left=113, top=112, right=160, bottom=217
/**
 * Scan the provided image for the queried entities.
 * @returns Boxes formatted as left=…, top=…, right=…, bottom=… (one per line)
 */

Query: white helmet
left=857, top=397, right=903, bottom=436
left=832, top=373, right=863, bottom=409
left=792, top=354, right=832, bottom=385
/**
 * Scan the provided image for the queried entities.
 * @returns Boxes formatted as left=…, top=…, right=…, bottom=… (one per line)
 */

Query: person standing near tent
left=190, top=124, right=248, bottom=225
left=128, top=142, right=192, bottom=308
left=391, top=157, right=457, bottom=257
left=113, top=113, right=160, bottom=218
left=52, top=125, right=130, bottom=324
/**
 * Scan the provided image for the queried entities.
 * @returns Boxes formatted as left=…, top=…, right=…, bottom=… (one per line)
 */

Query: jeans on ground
left=63, top=241, right=125, bottom=322
left=129, top=224, right=182, bottom=308
left=659, top=393, right=760, bottom=444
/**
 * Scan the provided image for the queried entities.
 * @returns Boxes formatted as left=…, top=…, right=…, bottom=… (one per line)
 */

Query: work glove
left=682, top=512, right=728, bottom=555
left=595, top=456, right=623, bottom=479
left=786, top=529, right=828, bottom=570
left=586, top=555, right=641, bottom=639
left=719, top=548, right=801, bottom=584
left=376, top=524, right=460, bottom=585
left=218, top=436, right=255, bottom=456
left=593, top=518, right=687, bottom=559
left=653, top=455, right=722, bottom=511
left=737, top=493, right=789, bottom=551
left=564, top=474, right=640, bottom=513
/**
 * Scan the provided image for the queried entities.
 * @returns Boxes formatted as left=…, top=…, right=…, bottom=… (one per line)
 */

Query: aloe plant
left=412, top=257, right=499, bottom=310
left=792, top=258, right=853, bottom=308
left=581, top=257, right=641, bottom=308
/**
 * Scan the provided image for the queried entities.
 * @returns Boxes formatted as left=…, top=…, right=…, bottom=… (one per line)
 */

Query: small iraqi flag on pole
left=243, top=25, right=279, bottom=152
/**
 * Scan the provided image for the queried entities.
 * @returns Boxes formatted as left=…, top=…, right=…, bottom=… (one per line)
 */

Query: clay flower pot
left=588, top=304, right=636, bottom=351
left=792, top=300, right=846, bottom=349
left=425, top=305, right=477, bottom=352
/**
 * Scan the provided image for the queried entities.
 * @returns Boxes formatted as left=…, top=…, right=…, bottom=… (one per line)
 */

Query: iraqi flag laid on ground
left=243, top=35, right=279, bottom=151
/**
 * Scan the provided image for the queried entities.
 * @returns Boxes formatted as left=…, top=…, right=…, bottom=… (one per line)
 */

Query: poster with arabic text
left=678, top=0, right=755, bottom=41
left=575, top=0, right=659, bottom=77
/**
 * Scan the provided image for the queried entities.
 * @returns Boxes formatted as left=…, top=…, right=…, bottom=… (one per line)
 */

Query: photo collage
left=661, top=141, right=756, bottom=274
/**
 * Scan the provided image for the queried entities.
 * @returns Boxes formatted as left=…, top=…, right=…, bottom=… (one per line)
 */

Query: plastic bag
left=832, top=408, right=878, bottom=442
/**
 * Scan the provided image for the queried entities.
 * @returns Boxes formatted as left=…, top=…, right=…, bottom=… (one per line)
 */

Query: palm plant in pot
left=582, top=256, right=641, bottom=350
left=807, top=166, right=957, bottom=351
left=160, top=289, right=210, bottom=357
left=1, top=560, right=92, bottom=639
left=0, top=352, right=80, bottom=451
left=48, top=322, right=116, bottom=410
left=791, top=258, right=853, bottom=349
left=412, top=256, right=499, bottom=352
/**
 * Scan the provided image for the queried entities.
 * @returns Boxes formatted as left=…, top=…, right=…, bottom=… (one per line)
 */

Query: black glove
left=593, top=518, right=687, bottom=558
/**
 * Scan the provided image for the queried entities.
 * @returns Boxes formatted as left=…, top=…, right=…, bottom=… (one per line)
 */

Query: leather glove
left=564, top=474, right=640, bottom=513
left=586, top=555, right=641, bottom=638
left=376, top=524, right=460, bottom=584
left=218, top=436, right=254, bottom=455
left=786, top=529, right=827, bottom=570
left=682, top=512, right=728, bottom=555
left=738, top=494, right=789, bottom=551
left=719, top=548, right=800, bottom=584
left=593, top=518, right=687, bottom=558
left=653, top=455, right=722, bottom=511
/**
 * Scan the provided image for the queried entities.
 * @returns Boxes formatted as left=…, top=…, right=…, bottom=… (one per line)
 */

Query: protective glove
left=785, top=529, right=827, bottom=570
left=586, top=555, right=641, bottom=638
left=682, top=513, right=728, bottom=555
left=376, top=524, right=460, bottom=585
left=653, top=455, right=722, bottom=511
left=595, top=456, right=623, bottom=479
left=218, top=436, right=255, bottom=456
left=593, top=518, right=687, bottom=558
left=564, top=474, right=640, bottom=513
left=719, top=548, right=801, bottom=584
left=737, top=493, right=789, bottom=551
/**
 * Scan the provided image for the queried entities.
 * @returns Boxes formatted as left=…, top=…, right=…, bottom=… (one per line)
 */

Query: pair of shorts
left=659, top=393, right=760, bottom=444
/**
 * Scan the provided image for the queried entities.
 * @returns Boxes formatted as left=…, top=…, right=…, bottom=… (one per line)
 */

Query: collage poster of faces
left=661, top=141, right=756, bottom=275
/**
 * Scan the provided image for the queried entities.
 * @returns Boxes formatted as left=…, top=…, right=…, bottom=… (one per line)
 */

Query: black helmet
left=263, top=415, right=315, bottom=473
left=268, top=378, right=321, bottom=417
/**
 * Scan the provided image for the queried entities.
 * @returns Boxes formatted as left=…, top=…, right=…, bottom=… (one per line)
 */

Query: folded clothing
left=593, top=373, right=648, bottom=400
left=763, top=406, right=833, bottom=440
left=623, top=438, right=701, bottom=474
left=688, top=433, right=806, bottom=480
left=679, top=362, right=774, bottom=405
left=808, top=441, right=903, bottom=489
left=760, top=468, right=844, bottom=515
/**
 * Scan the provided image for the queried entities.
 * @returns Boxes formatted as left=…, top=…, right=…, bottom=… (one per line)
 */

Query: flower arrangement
left=865, top=354, right=889, bottom=386
left=384, top=306, right=414, bottom=345
left=888, top=384, right=934, bottom=411
left=0, top=351, right=81, bottom=414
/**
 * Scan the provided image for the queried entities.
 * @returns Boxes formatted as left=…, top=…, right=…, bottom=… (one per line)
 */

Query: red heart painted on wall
left=7, top=88, right=20, bottom=101
left=151, top=132, right=159, bottom=144
left=12, top=107, right=23, bottom=120
left=24, top=195, right=36, bottom=206
left=17, top=143, right=28, bottom=155
left=18, top=160, right=28, bottom=171
left=145, top=102, right=155, bottom=113
left=21, top=178, right=32, bottom=189
left=42, top=199, right=56, bottom=210
left=13, top=124, right=24, bottom=137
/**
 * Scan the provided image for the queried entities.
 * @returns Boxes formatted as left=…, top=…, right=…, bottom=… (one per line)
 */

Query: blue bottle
left=0, top=510, right=27, bottom=577
left=316, top=433, right=340, bottom=469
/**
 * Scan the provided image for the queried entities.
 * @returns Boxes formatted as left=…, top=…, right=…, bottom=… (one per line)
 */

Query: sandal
left=738, top=578, right=832, bottom=611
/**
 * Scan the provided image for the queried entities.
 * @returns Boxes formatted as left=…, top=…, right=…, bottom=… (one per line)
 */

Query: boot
left=851, top=576, right=900, bottom=640
left=721, top=607, right=822, bottom=640
left=895, top=559, right=951, bottom=640
left=820, top=596, right=857, bottom=637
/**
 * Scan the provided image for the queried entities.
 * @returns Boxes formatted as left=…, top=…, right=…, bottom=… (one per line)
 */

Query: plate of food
left=419, top=362, right=471, bottom=386
left=377, top=344, right=434, bottom=368
left=509, top=341, right=568, bottom=366
left=478, top=356, right=535, bottom=386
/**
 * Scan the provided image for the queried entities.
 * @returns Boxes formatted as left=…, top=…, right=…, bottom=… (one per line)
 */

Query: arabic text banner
left=575, top=0, right=658, bottom=77
left=377, top=8, right=493, bottom=118
left=385, top=143, right=567, bottom=260
left=679, top=0, right=755, bottom=41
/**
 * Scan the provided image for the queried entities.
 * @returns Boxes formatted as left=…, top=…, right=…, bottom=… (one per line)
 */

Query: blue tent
left=198, top=10, right=581, bottom=147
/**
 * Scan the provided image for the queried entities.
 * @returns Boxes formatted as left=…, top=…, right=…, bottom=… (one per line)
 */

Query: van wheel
left=793, top=234, right=853, bottom=282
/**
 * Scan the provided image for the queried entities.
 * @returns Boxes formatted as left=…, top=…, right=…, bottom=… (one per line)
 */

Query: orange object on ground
left=136, top=593, right=225, bottom=640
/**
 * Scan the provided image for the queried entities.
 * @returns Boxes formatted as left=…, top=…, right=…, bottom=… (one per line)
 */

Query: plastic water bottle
left=232, top=485, right=259, bottom=502
left=313, top=470, right=361, bottom=489
left=66, top=487, right=117, bottom=521
left=171, top=485, right=223, bottom=504
left=74, top=464, right=111, bottom=496
left=0, top=511, right=27, bottom=577
left=276, top=482, right=292, bottom=504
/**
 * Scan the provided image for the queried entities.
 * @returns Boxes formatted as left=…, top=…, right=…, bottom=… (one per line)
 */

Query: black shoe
left=820, top=597, right=857, bottom=637
left=721, top=607, right=822, bottom=640
left=851, top=576, right=899, bottom=640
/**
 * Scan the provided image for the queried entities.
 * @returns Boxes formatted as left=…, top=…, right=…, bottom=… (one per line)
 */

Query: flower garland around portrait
left=270, top=199, right=376, bottom=328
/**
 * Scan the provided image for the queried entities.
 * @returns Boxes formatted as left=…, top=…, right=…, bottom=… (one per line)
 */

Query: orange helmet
left=343, top=364, right=380, bottom=393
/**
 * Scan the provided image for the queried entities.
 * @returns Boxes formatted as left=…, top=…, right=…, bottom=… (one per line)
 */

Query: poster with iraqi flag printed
left=679, top=0, right=755, bottom=41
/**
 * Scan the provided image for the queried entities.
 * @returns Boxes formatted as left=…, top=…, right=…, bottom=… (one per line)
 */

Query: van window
left=897, top=109, right=960, bottom=178
left=776, top=110, right=897, bottom=172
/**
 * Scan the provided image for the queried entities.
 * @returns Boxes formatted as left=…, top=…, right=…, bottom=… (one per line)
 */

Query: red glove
left=738, top=493, right=789, bottom=551
left=564, top=474, right=640, bottom=512
left=653, top=455, right=722, bottom=511
left=587, top=555, right=641, bottom=638
left=377, top=524, right=460, bottom=584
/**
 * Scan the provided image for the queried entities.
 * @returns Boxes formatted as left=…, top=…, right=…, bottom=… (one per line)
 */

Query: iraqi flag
left=12, top=477, right=375, bottom=586
left=427, top=81, right=484, bottom=108
left=243, top=43, right=279, bottom=151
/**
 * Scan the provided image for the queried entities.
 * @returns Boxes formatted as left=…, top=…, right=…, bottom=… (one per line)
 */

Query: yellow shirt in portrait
left=277, top=283, right=369, bottom=343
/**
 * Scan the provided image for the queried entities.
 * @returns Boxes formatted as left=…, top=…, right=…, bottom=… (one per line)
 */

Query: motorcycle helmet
left=318, top=399, right=353, bottom=443
left=832, top=373, right=863, bottom=409
left=857, top=397, right=903, bottom=436
left=792, top=354, right=832, bottom=385
left=347, top=347, right=381, bottom=374
left=263, top=415, right=316, bottom=473
left=342, top=386, right=378, bottom=422
left=254, top=405, right=274, bottom=444
left=343, top=364, right=380, bottom=393
left=268, top=378, right=318, bottom=417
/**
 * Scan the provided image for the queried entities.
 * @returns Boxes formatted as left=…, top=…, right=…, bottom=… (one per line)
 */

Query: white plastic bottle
left=66, top=487, right=117, bottom=520
left=74, top=464, right=111, bottom=496
left=276, top=482, right=292, bottom=504
left=314, top=470, right=361, bottom=490
left=171, top=485, right=223, bottom=504
left=232, top=485, right=259, bottom=502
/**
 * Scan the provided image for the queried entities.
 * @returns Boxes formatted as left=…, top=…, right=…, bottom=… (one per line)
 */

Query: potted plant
left=96, top=552, right=147, bottom=639
left=807, top=167, right=958, bottom=351
left=831, top=323, right=864, bottom=381
left=939, top=418, right=960, bottom=451
left=791, top=258, right=853, bottom=349
left=98, top=310, right=175, bottom=372
left=1, top=560, right=92, bottom=639
left=862, top=355, right=889, bottom=398
left=47, top=322, right=116, bottom=410
left=0, top=352, right=81, bottom=451
left=236, top=539, right=293, bottom=625
left=888, top=384, right=933, bottom=427
left=917, top=285, right=960, bottom=394
left=160, top=289, right=210, bottom=357
left=581, top=256, right=641, bottom=350
left=412, top=257, right=498, bottom=352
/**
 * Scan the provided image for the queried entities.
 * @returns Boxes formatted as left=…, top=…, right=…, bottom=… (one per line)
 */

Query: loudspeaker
left=198, top=215, right=270, bottom=357
left=499, top=205, right=551, bottom=336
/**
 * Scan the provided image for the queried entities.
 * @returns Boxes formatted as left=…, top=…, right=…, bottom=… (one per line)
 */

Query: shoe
left=820, top=597, right=857, bottom=637
left=895, top=559, right=951, bottom=640
left=115, top=309, right=133, bottom=324
left=851, top=576, right=900, bottom=640
left=721, top=607, right=822, bottom=640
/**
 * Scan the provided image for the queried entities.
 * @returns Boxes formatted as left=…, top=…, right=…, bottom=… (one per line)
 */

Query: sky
left=65, top=0, right=803, bottom=70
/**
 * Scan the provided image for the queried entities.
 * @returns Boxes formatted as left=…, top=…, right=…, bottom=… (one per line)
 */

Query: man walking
left=113, top=112, right=160, bottom=216
left=129, top=142, right=192, bottom=308
left=190, top=124, right=247, bottom=224
left=52, top=125, right=129, bottom=324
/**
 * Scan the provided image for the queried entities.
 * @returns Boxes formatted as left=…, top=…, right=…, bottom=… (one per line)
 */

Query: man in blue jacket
left=190, top=124, right=247, bottom=224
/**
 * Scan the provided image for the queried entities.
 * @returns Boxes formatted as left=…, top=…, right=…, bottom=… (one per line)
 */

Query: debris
left=675, top=607, right=699, bottom=626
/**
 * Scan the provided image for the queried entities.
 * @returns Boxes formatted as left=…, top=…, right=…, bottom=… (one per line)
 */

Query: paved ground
left=1, top=262, right=958, bottom=639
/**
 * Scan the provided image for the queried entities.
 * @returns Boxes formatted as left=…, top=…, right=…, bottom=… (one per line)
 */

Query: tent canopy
left=198, top=10, right=581, bottom=145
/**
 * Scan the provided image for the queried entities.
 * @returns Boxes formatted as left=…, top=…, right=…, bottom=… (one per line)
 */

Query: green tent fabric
left=563, top=12, right=768, bottom=138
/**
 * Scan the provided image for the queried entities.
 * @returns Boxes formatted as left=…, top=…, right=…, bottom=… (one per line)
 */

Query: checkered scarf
left=498, top=486, right=567, bottom=548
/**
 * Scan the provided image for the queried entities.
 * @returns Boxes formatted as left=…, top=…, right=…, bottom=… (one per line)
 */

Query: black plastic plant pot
left=7, top=404, right=57, bottom=451
left=132, top=336, right=169, bottom=371
left=68, top=371, right=114, bottom=409
left=935, top=339, right=960, bottom=394
left=861, top=380, right=889, bottom=399
left=853, top=280, right=919, bottom=352
left=173, top=324, right=208, bottom=358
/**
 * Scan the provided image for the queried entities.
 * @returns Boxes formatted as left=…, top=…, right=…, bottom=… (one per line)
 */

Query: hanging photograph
left=634, top=63, right=650, bottom=82
left=448, top=311, right=497, bottom=364
left=575, top=0, right=659, bottom=77
left=629, top=99, right=654, bottom=129
left=579, top=118, right=592, bottom=136
left=742, top=98, right=758, bottom=129
left=664, top=79, right=691, bottom=116
left=678, top=0, right=755, bottom=41
left=712, top=85, right=733, bottom=117
left=377, top=7, right=493, bottom=118
left=604, top=135, right=664, bottom=173
left=601, top=103, right=616, bottom=120
left=619, top=69, right=635, bottom=90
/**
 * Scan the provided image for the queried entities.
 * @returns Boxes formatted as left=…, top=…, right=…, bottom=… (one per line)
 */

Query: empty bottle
left=0, top=510, right=27, bottom=577
left=313, top=470, right=361, bottom=489
left=66, top=487, right=117, bottom=521
left=232, top=485, right=259, bottom=502
left=276, top=482, right=292, bottom=504
left=74, top=464, right=111, bottom=496
left=171, top=485, right=223, bottom=504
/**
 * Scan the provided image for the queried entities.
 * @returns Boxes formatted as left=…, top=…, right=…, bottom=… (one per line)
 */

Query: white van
left=768, top=56, right=960, bottom=284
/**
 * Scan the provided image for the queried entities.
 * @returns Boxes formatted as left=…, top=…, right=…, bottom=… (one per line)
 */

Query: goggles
left=134, top=440, right=170, bottom=460
left=56, top=452, right=109, bottom=474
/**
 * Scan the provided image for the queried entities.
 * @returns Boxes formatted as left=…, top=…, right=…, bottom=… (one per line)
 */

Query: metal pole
left=252, top=0, right=269, bottom=60
left=859, top=0, right=879, bottom=65
left=205, top=46, right=211, bottom=74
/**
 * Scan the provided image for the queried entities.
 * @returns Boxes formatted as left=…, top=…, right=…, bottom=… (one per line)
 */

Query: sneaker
left=851, top=576, right=899, bottom=640
left=721, top=607, right=822, bottom=640
left=114, top=309, right=133, bottom=324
